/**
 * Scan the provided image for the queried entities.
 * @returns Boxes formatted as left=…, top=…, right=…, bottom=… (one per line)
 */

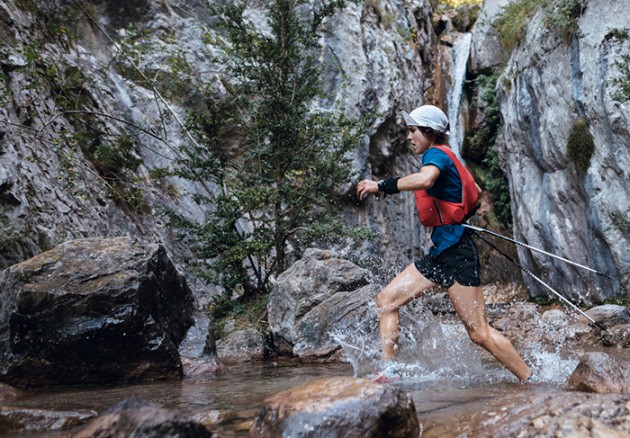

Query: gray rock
left=250, top=376, right=419, bottom=438
left=469, top=0, right=511, bottom=74
left=0, top=237, right=195, bottom=388
left=267, top=249, right=375, bottom=358
left=568, top=352, right=629, bottom=393
left=216, top=328, right=265, bottom=363
left=70, top=399, right=212, bottom=438
left=601, top=323, right=630, bottom=348
left=541, top=309, right=570, bottom=328
left=427, top=391, right=630, bottom=437
left=581, top=304, right=630, bottom=328
left=495, top=0, right=630, bottom=302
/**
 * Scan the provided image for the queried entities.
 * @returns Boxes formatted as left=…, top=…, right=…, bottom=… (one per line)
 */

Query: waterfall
left=446, top=33, right=472, bottom=158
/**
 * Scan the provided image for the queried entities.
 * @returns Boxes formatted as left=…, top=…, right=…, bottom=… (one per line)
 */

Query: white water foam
left=331, top=300, right=579, bottom=386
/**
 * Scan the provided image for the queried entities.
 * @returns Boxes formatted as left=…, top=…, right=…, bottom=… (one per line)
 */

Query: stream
left=8, top=304, right=628, bottom=437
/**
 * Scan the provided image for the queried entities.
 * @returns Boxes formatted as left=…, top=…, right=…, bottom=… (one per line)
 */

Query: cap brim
left=402, top=111, right=419, bottom=126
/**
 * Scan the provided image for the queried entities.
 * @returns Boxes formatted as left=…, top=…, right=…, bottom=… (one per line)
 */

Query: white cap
left=402, top=105, right=450, bottom=135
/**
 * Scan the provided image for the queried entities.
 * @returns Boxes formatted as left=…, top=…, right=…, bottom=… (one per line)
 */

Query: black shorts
left=414, top=234, right=481, bottom=288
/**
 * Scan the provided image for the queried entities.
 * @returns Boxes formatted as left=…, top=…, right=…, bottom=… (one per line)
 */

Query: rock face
left=493, top=0, right=630, bottom=301
left=0, top=0, right=438, bottom=301
left=69, top=399, right=212, bottom=438
left=250, top=376, right=419, bottom=438
left=267, top=249, right=379, bottom=358
left=0, top=237, right=195, bottom=388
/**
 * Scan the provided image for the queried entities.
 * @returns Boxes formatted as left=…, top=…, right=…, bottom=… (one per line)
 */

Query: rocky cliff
left=0, top=0, right=440, bottom=305
left=470, top=0, right=629, bottom=301
left=2, top=0, right=628, bottom=305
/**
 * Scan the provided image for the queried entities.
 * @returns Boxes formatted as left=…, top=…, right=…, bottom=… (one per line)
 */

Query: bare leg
left=375, top=263, right=436, bottom=360
left=447, top=282, right=531, bottom=381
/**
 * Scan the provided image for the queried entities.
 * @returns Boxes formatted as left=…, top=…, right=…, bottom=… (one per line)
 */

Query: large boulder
left=267, top=249, right=378, bottom=358
left=0, top=237, right=195, bottom=388
left=250, top=376, right=419, bottom=438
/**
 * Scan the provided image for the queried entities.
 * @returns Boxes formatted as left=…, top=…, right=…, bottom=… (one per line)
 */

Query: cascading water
left=446, top=32, right=472, bottom=158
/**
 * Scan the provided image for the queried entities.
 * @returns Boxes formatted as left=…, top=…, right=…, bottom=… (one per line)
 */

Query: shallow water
left=7, top=304, right=629, bottom=437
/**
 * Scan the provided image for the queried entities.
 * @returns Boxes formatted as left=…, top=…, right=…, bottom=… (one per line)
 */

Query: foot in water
left=522, top=371, right=540, bottom=384
left=369, top=363, right=402, bottom=384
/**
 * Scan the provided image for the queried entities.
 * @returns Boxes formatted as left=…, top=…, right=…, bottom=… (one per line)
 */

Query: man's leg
left=375, top=263, right=436, bottom=360
left=447, top=282, right=532, bottom=381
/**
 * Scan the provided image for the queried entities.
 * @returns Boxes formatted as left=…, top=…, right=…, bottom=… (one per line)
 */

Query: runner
left=357, top=105, right=533, bottom=383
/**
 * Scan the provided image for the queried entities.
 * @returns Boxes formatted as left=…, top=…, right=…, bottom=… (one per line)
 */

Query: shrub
left=566, top=118, right=595, bottom=175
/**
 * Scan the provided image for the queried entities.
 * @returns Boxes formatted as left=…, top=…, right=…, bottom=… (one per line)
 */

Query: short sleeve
left=421, top=148, right=451, bottom=173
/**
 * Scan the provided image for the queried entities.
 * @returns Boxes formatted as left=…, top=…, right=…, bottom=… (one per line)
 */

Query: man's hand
left=357, top=179, right=379, bottom=200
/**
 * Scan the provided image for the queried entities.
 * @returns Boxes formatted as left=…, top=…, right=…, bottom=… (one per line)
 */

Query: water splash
left=331, top=300, right=579, bottom=386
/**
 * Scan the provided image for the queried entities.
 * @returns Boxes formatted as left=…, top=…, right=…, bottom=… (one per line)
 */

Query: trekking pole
left=462, top=224, right=613, bottom=279
left=472, top=231, right=608, bottom=332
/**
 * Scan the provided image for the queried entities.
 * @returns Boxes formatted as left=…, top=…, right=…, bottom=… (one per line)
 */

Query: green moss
left=566, top=118, right=595, bottom=175
left=610, top=212, right=630, bottom=233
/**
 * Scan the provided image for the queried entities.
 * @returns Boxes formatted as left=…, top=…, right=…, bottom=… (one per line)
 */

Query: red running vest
left=414, top=145, right=479, bottom=227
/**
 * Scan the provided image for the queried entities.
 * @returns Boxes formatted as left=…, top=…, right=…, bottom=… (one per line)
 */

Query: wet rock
left=216, top=328, right=265, bottom=363
left=0, top=382, right=22, bottom=402
left=568, top=352, right=629, bottom=393
left=0, top=406, right=96, bottom=434
left=581, top=304, right=630, bottom=329
left=178, top=314, right=223, bottom=378
left=541, top=309, right=570, bottom=328
left=68, top=399, right=212, bottom=438
left=0, top=237, right=195, bottom=388
left=267, top=249, right=378, bottom=358
left=430, top=392, right=630, bottom=438
left=601, top=323, right=630, bottom=348
left=250, top=376, right=419, bottom=438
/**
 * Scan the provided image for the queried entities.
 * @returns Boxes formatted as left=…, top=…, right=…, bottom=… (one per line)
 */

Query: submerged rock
left=68, top=399, right=212, bottom=438
left=250, top=376, right=419, bottom=438
left=601, top=323, right=630, bottom=348
left=568, top=352, right=629, bottom=394
left=0, top=237, right=195, bottom=388
left=0, top=406, right=96, bottom=434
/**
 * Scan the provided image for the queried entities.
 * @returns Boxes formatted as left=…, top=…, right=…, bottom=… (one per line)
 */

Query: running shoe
left=369, top=363, right=402, bottom=384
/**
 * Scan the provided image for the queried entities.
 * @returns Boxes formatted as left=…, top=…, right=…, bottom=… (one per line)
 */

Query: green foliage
left=603, top=294, right=630, bottom=307
left=610, top=212, right=630, bottom=233
left=566, top=118, right=595, bottom=175
left=611, top=54, right=630, bottom=103
left=162, top=0, right=367, bottom=314
left=465, top=74, right=513, bottom=228
left=493, top=0, right=587, bottom=51
left=483, top=146, right=513, bottom=228
left=493, top=0, right=545, bottom=52
left=543, top=0, right=586, bottom=39
left=530, top=295, right=560, bottom=306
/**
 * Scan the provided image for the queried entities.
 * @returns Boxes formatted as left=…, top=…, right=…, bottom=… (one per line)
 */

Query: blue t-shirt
left=421, top=148, right=465, bottom=256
